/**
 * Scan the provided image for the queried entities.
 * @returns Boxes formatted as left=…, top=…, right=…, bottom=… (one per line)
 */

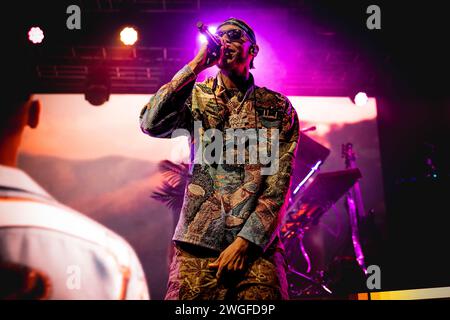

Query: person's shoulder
left=67, top=205, right=134, bottom=246
left=1, top=197, right=136, bottom=256
left=194, top=76, right=215, bottom=94
left=61, top=204, right=142, bottom=265
left=257, top=86, right=297, bottom=117
left=41, top=201, right=137, bottom=259
left=258, top=86, right=286, bottom=99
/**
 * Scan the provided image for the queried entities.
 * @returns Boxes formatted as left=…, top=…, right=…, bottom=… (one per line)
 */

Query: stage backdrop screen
left=18, top=94, right=385, bottom=299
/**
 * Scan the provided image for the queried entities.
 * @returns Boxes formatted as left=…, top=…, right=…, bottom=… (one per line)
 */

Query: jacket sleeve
left=139, top=64, right=197, bottom=138
left=125, top=248, right=150, bottom=300
left=238, top=98, right=300, bottom=251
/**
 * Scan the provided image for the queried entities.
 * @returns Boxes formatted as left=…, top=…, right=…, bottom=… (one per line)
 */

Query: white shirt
left=0, top=164, right=150, bottom=299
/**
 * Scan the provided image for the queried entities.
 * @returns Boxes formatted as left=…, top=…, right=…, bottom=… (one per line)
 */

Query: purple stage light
left=198, top=25, right=217, bottom=44
left=191, top=11, right=301, bottom=93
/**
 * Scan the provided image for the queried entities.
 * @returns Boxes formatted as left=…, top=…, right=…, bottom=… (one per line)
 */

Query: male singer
left=140, top=18, right=300, bottom=300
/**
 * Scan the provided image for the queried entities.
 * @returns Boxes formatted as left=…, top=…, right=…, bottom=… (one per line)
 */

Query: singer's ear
left=250, top=44, right=259, bottom=57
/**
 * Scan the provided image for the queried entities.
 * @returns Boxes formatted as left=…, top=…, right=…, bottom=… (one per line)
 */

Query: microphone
left=196, top=21, right=221, bottom=65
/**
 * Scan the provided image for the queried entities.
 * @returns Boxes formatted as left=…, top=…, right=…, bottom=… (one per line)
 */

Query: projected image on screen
left=18, top=94, right=385, bottom=298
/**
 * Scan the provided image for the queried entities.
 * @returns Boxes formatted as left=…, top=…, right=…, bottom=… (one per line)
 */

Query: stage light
left=199, top=34, right=207, bottom=44
left=354, top=92, right=368, bottom=106
left=85, top=66, right=110, bottom=106
left=120, top=27, right=138, bottom=46
left=208, top=26, right=217, bottom=34
left=198, top=25, right=217, bottom=44
left=28, top=27, right=44, bottom=44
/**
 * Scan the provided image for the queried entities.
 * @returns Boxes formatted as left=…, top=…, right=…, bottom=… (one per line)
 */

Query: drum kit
left=282, top=130, right=367, bottom=298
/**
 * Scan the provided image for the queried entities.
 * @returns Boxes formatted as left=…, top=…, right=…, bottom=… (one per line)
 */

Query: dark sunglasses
left=215, top=28, right=245, bottom=42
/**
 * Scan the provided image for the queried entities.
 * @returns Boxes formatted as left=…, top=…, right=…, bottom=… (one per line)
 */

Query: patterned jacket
left=140, top=65, right=300, bottom=253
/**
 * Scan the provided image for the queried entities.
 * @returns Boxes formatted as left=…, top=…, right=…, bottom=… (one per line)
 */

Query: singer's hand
left=208, top=237, right=250, bottom=279
left=188, top=42, right=222, bottom=75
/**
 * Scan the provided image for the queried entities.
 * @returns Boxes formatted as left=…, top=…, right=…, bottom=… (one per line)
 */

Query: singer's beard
left=217, top=51, right=244, bottom=70
left=217, top=54, right=234, bottom=69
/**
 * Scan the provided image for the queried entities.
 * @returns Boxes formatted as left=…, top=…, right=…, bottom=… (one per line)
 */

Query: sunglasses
left=215, top=28, right=247, bottom=42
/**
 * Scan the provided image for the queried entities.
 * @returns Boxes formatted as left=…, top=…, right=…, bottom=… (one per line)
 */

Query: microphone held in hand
left=197, top=21, right=221, bottom=65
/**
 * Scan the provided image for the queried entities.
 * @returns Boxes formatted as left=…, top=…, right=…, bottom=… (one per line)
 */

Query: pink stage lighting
left=28, top=27, right=44, bottom=44
left=120, top=27, right=138, bottom=46
left=354, top=92, right=368, bottom=106
left=198, top=26, right=217, bottom=44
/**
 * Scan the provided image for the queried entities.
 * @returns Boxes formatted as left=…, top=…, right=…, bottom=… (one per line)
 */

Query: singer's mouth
left=223, top=48, right=235, bottom=58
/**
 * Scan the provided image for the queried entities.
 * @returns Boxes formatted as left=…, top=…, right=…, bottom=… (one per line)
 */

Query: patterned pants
left=165, top=243, right=289, bottom=300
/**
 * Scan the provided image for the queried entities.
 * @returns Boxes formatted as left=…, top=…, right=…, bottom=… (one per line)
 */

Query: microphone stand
left=342, top=143, right=367, bottom=275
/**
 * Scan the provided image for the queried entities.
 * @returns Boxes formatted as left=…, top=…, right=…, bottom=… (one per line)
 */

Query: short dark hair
left=2, top=40, right=35, bottom=120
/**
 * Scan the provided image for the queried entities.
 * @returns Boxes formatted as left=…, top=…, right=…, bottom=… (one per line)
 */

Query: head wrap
left=217, top=18, right=256, bottom=44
